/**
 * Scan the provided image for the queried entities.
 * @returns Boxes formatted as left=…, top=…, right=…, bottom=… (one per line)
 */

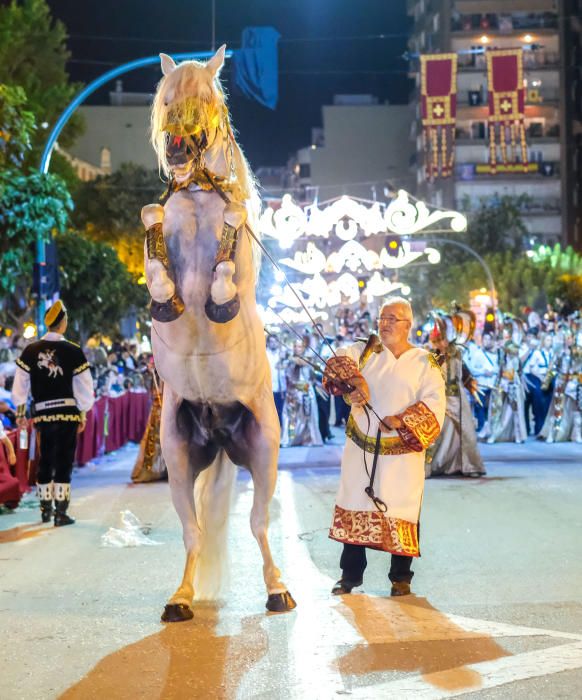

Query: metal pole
left=211, top=0, right=216, bottom=51
left=36, top=50, right=231, bottom=334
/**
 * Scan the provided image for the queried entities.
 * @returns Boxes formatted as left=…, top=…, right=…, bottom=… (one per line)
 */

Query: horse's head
left=151, top=46, right=229, bottom=185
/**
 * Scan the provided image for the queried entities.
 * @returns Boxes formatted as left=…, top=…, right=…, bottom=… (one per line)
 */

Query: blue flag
left=232, top=27, right=280, bottom=110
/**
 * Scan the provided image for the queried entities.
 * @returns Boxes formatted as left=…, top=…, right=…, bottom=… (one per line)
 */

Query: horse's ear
left=206, top=44, right=226, bottom=78
left=160, top=53, right=177, bottom=76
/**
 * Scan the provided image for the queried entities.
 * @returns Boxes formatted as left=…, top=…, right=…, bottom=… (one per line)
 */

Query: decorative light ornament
left=259, top=190, right=467, bottom=247
left=384, top=190, right=467, bottom=235
left=280, top=239, right=439, bottom=276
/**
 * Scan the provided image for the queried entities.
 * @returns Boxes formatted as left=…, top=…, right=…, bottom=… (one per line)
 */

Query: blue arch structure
left=37, top=50, right=232, bottom=330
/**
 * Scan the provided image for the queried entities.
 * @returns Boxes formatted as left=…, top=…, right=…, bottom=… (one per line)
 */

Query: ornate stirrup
left=143, top=204, right=185, bottom=323
left=205, top=202, right=246, bottom=324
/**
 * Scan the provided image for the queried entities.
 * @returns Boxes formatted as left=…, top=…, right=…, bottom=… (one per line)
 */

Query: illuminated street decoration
left=267, top=271, right=409, bottom=309
left=259, top=190, right=467, bottom=247
left=261, top=190, right=464, bottom=318
left=279, top=240, right=441, bottom=275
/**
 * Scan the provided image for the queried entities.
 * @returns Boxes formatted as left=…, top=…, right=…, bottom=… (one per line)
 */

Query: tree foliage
left=55, top=231, right=148, bottom=342
left=72, top=163, right=164, bottom=274
left=461, top=193, right=531, bottom=255
left=0, top=0, right=84, bottom=163
left=0, top=170, right=72, bottom=331
left=431, top=245, right=582, bottom=316
left=0, top=84, right=35, bottom=169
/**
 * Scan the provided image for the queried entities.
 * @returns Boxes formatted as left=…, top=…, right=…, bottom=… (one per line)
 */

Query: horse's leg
left=160, top=385, right=200, bottom=622
left=246, top=386, right=297, bottom=613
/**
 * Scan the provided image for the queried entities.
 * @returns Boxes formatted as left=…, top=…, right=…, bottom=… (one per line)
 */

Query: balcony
left=451, top=13, right=558, bottom=33
left=455, top=123, right=560, bottom=141
left=454, top=160, right=560, bottom=180
left=454, top=86, right=560, bottom=107
left=457, top=50, right=560, bottom=71
left=454, top=197, right=561, bottom=214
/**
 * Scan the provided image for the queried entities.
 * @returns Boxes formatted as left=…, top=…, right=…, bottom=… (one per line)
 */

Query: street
left=1, top=438, right=581, bottom=699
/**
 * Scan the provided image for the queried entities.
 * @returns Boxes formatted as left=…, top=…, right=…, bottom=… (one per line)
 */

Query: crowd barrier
left=0, top=392, right=150, bottom=507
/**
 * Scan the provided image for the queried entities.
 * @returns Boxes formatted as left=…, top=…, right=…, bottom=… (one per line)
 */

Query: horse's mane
left=150, top=59, right=262, bottom=273
left=150, top=60, right=260, bottom=208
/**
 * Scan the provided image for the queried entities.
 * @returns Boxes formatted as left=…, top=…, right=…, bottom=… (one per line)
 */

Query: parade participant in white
left=326, top=297, right=445, bottom=597
left=468, top=333, right=500, bottom=433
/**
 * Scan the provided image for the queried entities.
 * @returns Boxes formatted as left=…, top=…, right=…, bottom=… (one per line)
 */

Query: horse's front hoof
left=161, top=603, right=194, bottom=623
left=266, top=591, right=297, bottom=613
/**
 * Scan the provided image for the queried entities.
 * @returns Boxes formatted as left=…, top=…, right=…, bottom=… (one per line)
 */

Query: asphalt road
left=1, top=437, right=581, bottom=699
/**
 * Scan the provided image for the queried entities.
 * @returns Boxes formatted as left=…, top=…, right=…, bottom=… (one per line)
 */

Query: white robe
left=329, top=340, right=446, bottom=557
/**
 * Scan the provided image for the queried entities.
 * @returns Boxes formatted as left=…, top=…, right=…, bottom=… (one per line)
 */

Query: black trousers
left=37, top=422, right=79, bottom=484
left=273, top=391, right=285, bottom=427
left=474, top=388, right=491, bottom=432
left=340, top=543, right=414, bottom=584
left=334, top=395, right=351, bottom=426
left=315, top=391, right=332, bottom=440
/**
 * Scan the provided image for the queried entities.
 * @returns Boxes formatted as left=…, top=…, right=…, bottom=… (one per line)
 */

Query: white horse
left=142, top=46, right=296, bottom=622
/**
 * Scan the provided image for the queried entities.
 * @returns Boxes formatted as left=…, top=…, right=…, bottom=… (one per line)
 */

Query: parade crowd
left=266, top=304, right=582, bottom=454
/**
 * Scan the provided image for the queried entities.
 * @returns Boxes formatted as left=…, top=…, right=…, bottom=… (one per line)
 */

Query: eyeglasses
left=378, top=315, right=410, bottom=325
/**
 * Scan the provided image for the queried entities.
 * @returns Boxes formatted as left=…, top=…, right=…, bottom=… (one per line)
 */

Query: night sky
left=46, top=0, right=411, bottom=168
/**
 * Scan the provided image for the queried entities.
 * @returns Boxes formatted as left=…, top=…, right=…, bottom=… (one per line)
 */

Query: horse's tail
left=193, top=450, right=237, bottom=600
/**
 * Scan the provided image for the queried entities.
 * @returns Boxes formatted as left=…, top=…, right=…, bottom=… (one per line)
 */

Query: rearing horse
left=142, top=46, right=296, bottom=622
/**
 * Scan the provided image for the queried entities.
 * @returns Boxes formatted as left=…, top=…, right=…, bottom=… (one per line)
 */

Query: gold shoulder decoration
left=358, top=334, right=384, bottom=370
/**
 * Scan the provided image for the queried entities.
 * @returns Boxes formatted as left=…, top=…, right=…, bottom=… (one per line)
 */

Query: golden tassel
left=489, top=123, right=497, bottom=174
left=520, top=120, right=528, bottom=172
left=448, top=125, right=455, bottom=174
left=432, top=127, right=438, bottom=180
left=440, top=126, right=448, bottom=177
left=500, top=122, right=507, bottom=165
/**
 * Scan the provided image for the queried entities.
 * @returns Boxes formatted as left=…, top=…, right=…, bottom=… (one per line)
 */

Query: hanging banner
left=420, top=53, right=458, bottom=180
left=486, top=49, right=528, bottom=173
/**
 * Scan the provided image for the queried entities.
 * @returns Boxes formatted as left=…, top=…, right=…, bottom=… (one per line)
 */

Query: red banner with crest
left=420, top=53, right=457, bottom=180
left=486, top=49, right=528, bottom=173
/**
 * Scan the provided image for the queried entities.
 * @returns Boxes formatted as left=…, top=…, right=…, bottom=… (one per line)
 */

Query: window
left=299, top=163, right=311, bottom=179
left=471, top=121, right=486, bottom=139
left=527, top=121, right=544, bottom=138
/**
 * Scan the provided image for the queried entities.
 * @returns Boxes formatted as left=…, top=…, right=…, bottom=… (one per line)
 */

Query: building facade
left=408, top=0, right=579, bottom=248
left=286, top=96, right=413, bottom=202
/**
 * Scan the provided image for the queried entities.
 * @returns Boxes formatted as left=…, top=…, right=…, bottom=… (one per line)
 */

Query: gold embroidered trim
left=346, top=415, right=411, bottom=455
left=33, top=413, right=81, bottom=424
left=214, top=222, right=238, bottom=266
left=397, top=400, right=441, bottom=451
left=16, top=357, right=30, bottom=373
left=329, top=505, right=420, bottom=556
left=146, top=222, right=169, bottom=268
left=73, top=362, right=90, bottom=375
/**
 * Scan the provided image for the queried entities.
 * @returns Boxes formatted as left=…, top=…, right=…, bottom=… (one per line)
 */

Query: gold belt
left=346, top=415, right=411, bottom=455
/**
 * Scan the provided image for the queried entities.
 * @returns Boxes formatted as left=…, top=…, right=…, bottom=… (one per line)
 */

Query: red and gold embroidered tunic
left=329, top=340, right=445, bottom=556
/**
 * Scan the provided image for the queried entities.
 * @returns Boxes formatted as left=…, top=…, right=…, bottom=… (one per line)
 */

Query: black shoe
left=54, top=511, right=75, bottom=527
left=40, top=500, right=53, bottom=523
left=331, top=578, right=362, bottom=595
left=54, top=498, right=75, bottom=527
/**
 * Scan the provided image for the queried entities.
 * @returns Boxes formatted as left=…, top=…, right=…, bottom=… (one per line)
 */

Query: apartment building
left=408, top=0, right=580, bottom=248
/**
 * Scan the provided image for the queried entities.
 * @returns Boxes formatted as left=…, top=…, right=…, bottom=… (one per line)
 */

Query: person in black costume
left=12, top=301, right=94, bottom=526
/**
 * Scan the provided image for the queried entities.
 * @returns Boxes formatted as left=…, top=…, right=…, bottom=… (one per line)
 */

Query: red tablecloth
left=0, top=434, right=20, bottom=506
left=0, top=391, right=150, bottom=501
left=76, top=392, right=150, bottom=466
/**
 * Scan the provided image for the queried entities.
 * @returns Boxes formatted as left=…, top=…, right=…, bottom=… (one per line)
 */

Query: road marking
left=272, top=471, right=582, bottom=699
left=350, top=641, right=582, bottom=699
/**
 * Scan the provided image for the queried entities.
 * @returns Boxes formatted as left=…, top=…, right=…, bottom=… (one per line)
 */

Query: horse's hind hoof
left=161, top=603, right=194, bottom=623
left=266, top=591, right=297, bottom=613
